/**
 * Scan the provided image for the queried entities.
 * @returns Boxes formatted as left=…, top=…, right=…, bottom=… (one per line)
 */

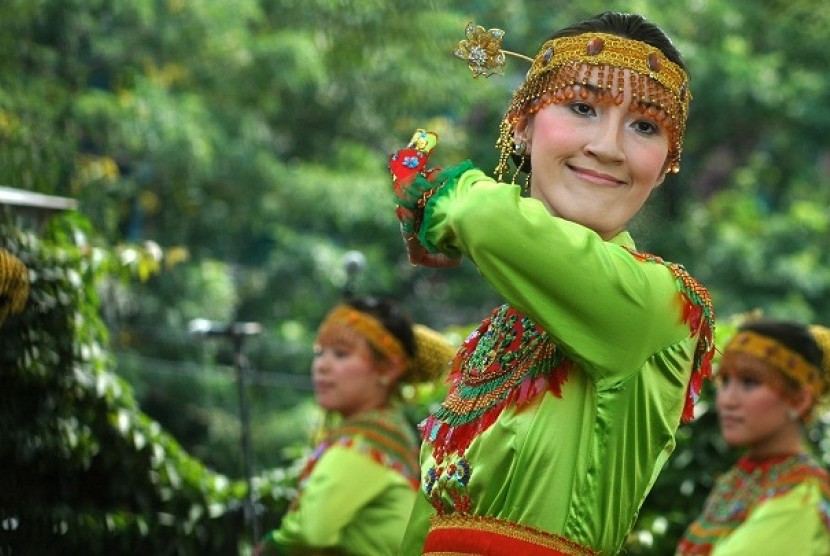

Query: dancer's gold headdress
left=318, top=305, right=455, bottom=385
left=723, top=331, right=826, bottom=398
left=454, top=23, right=692, bottom=178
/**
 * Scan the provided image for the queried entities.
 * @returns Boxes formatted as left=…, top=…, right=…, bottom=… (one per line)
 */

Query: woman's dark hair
left=346, top=295, right=416, bottom=358
left=739, top=319, right=823, bottom=370
left=552, top=11, right=687, bottom=73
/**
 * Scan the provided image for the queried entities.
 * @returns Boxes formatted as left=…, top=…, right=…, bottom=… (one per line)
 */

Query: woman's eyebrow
left=572, top=84, right=666, bottom=113
left=573, top=83, right=603, bottom=96
left=633, top=98, right=667, bottom=114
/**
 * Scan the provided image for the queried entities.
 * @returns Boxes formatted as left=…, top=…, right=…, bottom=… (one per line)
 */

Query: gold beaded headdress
left=721, top=330, right=827, bottom=398
left=809, top=325, right=830, bottom=397
left=454, top=23, right=692, bottom=180
left=317, top=305, right=456, bottom=385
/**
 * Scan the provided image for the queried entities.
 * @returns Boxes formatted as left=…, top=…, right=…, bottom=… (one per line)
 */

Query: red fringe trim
left=680, top=291, right=715, bottom=423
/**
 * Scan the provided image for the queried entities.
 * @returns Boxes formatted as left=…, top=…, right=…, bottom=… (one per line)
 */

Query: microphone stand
left=342, top=250, right=366, bottom=299
left=189, top=319, right=262, bottom=545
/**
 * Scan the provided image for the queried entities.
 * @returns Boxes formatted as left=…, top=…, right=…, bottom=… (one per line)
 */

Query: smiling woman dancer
left=677, top=320, right=830, bottom=555
left=388, top=11, right=715, bottom=556
left=255, top=295, right=455, bottom=556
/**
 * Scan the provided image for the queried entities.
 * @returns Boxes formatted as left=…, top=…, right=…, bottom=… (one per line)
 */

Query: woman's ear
left=790, top=387, right=815, bottom=421
left=513, top=114, right=534, bottom=145
left=378, top=357, right=406, bottom=387
left=655, top=158, right=673, bottom=187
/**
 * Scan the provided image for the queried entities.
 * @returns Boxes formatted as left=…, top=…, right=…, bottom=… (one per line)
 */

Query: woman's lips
left=719, top=415, right=742, bottom=428
left=568, top=164, right=625, bottom=186
left=314, top=381, right=333, bottom=393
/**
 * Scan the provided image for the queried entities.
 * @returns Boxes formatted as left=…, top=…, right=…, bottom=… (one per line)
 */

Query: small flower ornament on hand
left=388, top=129, right=462, bottom=268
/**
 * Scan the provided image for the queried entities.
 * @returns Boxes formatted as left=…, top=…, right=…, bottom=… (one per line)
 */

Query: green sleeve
left=399, top=481, right=436, bottom=555
left=422, top=168, right=688, bottom=379
left=711, top=481, right=830, bottom=556
left=263, top=446, right=392, bottom=554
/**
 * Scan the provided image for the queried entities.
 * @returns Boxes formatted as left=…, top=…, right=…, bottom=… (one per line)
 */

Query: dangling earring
left=512, top=139, right=527, bottom=157
left=511, top=140, right=528, bottom=186
left=379, top=375, right=391, bottom=387
left=788, top=409, right=800, bottom=421
left=523, top=171, right=532, bottom=195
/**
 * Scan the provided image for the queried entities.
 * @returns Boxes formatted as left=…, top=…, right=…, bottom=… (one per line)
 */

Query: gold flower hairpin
left=453, top=22, right=532, bottom=78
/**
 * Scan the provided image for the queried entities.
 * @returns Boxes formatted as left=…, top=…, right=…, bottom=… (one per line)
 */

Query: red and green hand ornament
left=388, top=130, right=463, bottom=268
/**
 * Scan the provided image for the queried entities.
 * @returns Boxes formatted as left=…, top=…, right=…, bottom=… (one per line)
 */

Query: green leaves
left=0, top=218, right=296, bottom=552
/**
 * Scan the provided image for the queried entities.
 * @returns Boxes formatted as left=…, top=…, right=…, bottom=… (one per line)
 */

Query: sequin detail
left=423, top=452, right=473, bottom=515
left=421, top=304, right=571, bottom=461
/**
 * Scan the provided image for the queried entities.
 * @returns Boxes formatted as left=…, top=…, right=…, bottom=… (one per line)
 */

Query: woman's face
left=522, top=68, right=670, bottom=239
left=715, top=351, right=803, bottom=457
left=312, top=325, right=390, bottom=418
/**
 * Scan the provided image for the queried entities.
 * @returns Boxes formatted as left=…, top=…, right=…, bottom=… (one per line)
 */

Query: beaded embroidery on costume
left=417, top=250, right=715, bottom=516
left=420, top=250, right=714, bottom=463
left=291, top=409, right=419, bottom=511
left=677, top=453, right=830, bottom=554
left=421, top=304, right=572, bottom=461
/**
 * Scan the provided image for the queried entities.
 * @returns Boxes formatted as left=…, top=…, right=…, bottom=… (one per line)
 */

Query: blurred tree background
left=2, top=0, right=830, bottom=553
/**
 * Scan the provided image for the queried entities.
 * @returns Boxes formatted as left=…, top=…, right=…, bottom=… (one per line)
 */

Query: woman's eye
left=569, top=102, right=595, bottom=117
left=739, top=376, right=761, bottom=388
left=717, top=373, right=761, bottom=388
left=633, top=120, right=660, bottom=135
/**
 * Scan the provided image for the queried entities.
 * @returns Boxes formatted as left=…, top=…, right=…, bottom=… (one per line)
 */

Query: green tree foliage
left=0, top=215, right=295, bottom=554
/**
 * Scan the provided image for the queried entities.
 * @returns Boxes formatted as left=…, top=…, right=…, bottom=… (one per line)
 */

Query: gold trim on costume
left=427, top=514, right=597, bottom=555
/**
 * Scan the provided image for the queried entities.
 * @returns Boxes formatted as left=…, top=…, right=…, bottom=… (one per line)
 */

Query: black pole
left=232, top=333, right=260, bottom=545
left=188, top=319, right=262, bottom=546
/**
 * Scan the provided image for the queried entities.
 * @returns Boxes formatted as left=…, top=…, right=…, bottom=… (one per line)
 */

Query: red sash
left=422, top=515, right=597, bottom=556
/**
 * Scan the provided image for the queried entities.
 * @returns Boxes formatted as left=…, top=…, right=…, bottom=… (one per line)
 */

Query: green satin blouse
left=263, top=408, right=419, bottom=555
left=401, top=167, right=714, bottom=555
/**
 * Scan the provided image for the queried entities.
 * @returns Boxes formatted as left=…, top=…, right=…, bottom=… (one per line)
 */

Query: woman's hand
left=400, top=222, right=461, bottom=268
left=389, top=130, right=461, bottom=268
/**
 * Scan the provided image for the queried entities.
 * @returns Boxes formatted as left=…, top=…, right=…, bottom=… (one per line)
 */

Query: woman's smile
left=566, top=163, right=627, bottom=186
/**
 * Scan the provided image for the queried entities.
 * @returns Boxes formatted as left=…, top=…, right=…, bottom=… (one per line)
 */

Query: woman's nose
left=584, top=115, right=625, bottom=163
left=312, top=353, right=328, bottom=374
left=716, top=381, right=738, bottom=407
